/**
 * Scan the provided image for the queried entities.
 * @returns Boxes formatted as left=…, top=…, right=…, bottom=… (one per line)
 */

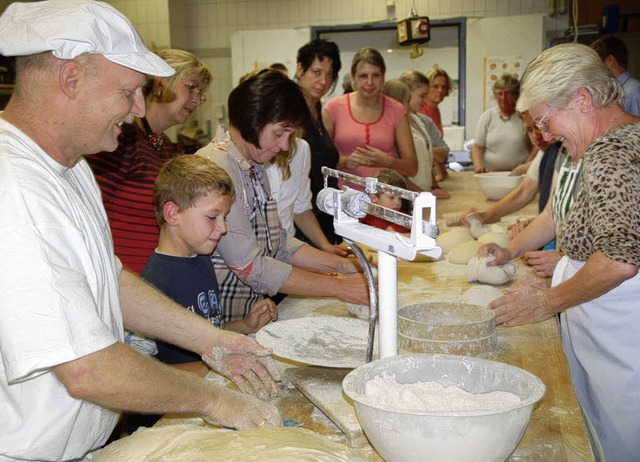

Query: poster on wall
left=483, top=55, right=523, bottom=111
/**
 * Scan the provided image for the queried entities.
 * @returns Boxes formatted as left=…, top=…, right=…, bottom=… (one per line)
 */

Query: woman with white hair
left=481, top=43, right=640, bottom=461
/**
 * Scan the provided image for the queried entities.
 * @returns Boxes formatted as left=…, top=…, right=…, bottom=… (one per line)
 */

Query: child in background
left=141, top=155, right=278, bottom=372
left=360, top=169, right=410, bottom=233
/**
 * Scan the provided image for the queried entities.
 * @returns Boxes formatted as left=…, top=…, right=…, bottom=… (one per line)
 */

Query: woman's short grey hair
left=516, top=43, right=623, bottom=113
left=493, top=73, right=520, bottom=99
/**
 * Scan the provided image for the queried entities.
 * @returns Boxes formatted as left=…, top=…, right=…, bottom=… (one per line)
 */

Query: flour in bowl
left=363, top=373, right=521, bottom=412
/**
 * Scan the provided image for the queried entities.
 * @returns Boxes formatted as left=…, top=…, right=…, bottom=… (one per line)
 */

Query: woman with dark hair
left=197, top=70, right=369, bottom=322
left=294, top=38, right=343, bottom=245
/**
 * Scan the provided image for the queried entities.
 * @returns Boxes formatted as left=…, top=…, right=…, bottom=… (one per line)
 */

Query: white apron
left=554, top=256, right=640, bottom=462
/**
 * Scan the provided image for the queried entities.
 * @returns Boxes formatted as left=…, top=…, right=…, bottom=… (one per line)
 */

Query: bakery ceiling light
left=396, top=1, right=430, bottom=58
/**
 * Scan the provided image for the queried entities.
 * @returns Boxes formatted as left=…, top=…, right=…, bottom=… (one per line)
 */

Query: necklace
left=140, top=116, right=165, bottom=150
left=499, top=112, right=513, bottom=122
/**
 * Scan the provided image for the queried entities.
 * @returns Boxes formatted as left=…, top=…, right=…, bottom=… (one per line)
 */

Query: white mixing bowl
left=474, top=172, right=523, bottom=200
left=342, top=354, right=545, bottom=462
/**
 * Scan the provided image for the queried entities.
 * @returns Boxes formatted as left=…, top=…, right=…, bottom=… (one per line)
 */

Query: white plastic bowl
left=474, top=172, right=523, bottom=200
left=343, top=354, right=545, bottom=462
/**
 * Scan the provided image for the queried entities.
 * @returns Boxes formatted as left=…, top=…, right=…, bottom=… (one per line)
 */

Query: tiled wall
left=108, top=0, right=556, bottom=137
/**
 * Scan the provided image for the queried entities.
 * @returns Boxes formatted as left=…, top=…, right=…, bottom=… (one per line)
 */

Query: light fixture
left=396, top=1, right=430, bottom=58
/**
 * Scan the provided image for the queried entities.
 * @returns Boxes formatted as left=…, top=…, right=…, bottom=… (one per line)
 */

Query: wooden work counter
left=160, top=170, right=594, bottom=461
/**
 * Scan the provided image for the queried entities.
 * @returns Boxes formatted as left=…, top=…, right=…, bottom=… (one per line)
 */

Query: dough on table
left=468, top=219, right=506, bottom=239
left=346, top=302, right=369, bottom=320
left=93, top=424, right=368, bottom=462
left=467, top=255, right=518, bottom=285
left=437, top=228, right=474, bottom=254
left=461, top=285, right=505, bottom=307
left=477, top=231, right=511, bottom=248
left=447, top=240, right=482, bottom=265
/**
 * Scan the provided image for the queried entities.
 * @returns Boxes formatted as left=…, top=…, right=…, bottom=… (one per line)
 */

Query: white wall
left=465, top=14, right=549, bottom=135
left=76, top=0, right=566, bottom=139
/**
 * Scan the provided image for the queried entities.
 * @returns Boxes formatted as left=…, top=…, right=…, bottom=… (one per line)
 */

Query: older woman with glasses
left=480, top=43, right=640, bottom=461
left=471, top=73, right=533, bottom=173
left=86, top=49, right=212, bottom=274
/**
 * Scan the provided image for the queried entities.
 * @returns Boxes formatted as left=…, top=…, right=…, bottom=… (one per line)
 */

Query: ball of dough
left=437, top=228, right=474, bottom=254
left=461, top=285, right=505, bottom=308
left=467, top=255, right=519, bottom=285
left=477, top=231, right=511, bottom=248
left=346, top=302, right=369, bottom=320
left=447, top=240, right=482, bottom=265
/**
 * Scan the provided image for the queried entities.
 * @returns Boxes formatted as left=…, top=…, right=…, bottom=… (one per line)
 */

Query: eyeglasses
left=534, top=105, right=556, bottom=132
left=181, top=81, right=207, bottom=104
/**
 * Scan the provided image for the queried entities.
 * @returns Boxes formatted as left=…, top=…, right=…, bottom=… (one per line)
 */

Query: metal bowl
left=343, top=354, right=545, bottom=462
left=474, top=172, right=523, bottom=201
left=398, top=302, right=495, bottom=341
left=398, top=302, right=496, bottom=356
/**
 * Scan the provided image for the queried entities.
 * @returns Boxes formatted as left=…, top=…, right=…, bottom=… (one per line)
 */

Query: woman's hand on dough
left=202, top=386, right=282, bottom=430
left=334, top=253, right=375, bottom=275
left=507, top=219, right=529, bottom=238
left=477, top=243, right=512, bottom=266
left=523, top=250, right=562, bottom=277
left=321, top=242, right=352, bottom=257
left=336, top=273, right=371, bottom=305
left=460, top=208, right=484, bottom=227
left=489, top=284, right=554, bottom=326
left=201, top=331, right=282, bottom=400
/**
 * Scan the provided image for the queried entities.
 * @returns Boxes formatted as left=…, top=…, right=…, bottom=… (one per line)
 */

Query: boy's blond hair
left=374, top=168, right=407, bottom=192
left=154, top=155, right=235, bottom=226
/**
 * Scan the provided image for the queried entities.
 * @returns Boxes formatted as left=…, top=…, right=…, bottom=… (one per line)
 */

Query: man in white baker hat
left=0, top=1, right=282, bottom=460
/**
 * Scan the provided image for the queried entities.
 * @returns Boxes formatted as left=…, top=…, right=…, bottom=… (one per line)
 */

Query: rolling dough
left=461, top=285, right=505, bottom=308
left=447, top=240, right=482, bottom=265
left=437, top=228, right=474, bottom=254
left=467, top=255, right=518, bottom=285
left=477, top=231, right=511, bottom=248
left=93, top=425, right=369, bottom=462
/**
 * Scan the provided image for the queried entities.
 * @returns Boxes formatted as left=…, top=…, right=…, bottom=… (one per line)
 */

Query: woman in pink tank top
left=322, top=47, right=417, bottom=186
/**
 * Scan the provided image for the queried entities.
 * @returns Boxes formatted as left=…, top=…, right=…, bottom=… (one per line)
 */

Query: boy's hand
left=243, top=299, right=278, bottom=333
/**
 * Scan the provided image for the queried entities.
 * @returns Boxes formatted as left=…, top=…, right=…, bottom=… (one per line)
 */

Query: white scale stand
left=317, top=167, right=442, bottom=360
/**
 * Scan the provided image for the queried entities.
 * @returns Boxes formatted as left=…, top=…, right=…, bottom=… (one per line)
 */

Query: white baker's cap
left=0, top=0, right=174, bottom=77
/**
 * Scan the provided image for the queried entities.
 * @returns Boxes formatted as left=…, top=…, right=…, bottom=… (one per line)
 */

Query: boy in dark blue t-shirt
left=139, top=155, right=278, bottom=373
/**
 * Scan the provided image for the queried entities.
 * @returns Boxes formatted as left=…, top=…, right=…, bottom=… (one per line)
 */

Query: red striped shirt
left=85, top=122, right=179, bottom=274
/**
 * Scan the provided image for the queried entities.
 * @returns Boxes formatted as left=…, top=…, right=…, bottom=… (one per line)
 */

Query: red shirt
left=360, top=214, right=410, bottom=233
left=85, top=122, right=179, bottom=274
left=419, top=104, right=443, bottom=136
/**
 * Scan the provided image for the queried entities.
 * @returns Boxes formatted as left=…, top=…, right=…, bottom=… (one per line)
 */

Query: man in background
left=591, top=35, right=640, bottom=116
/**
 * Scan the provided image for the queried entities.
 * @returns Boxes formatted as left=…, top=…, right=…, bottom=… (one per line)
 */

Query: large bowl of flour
left=343, top=354, right=545, bottom=462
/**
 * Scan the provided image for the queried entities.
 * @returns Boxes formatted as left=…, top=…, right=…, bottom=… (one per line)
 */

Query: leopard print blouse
left=558, top=122, right=640, bottom=265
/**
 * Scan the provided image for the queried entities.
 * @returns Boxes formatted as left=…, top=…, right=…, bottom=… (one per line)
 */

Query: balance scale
left=284, top=168, right=442, bottom=446
left=316, top=167, right=442, bottom=360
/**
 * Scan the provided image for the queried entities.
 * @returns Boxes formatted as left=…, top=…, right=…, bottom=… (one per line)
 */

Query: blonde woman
left=86, top=49, right=212, bottom=274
